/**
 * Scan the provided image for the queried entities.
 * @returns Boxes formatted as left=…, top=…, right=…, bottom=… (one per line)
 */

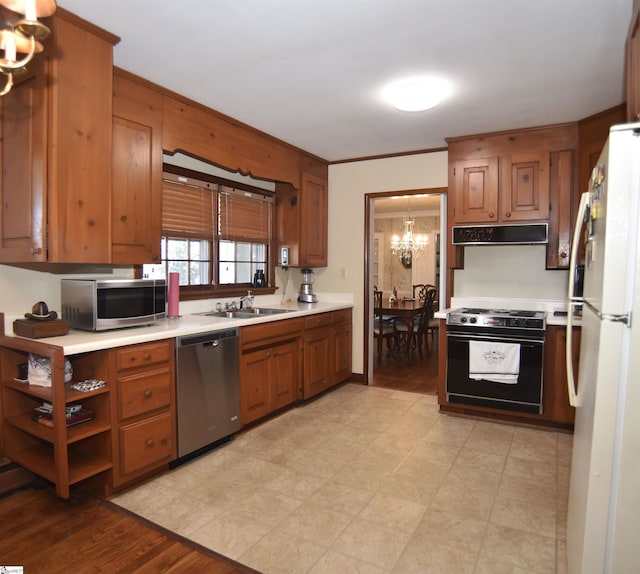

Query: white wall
left=454, top=245, right=569, bottom=300
left=0, top=265, right=133, bottom=329
left=320, top=152, right=449, bottom=375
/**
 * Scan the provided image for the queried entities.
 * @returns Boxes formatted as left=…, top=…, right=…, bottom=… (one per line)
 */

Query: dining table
left=375, top=298, right=425, bottom=361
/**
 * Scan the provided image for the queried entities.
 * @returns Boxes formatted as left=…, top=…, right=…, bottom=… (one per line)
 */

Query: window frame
left=159, top=164, right=277, bottom=300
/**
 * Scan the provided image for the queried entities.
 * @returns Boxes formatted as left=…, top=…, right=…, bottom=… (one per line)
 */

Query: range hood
left=452, top=223, right=548, bottom=245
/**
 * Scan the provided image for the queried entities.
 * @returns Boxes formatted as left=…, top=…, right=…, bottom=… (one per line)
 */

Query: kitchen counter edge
left=6, top=302, right=354, bottom=356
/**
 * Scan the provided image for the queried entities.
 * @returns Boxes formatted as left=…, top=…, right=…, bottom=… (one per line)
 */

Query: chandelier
left=390, top=213, right=428, bottom=266
left=0, top=0, right=57, bottom=97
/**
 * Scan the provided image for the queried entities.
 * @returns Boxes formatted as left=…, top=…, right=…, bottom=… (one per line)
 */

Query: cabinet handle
left=488, top=212, right=495, bottom=219
left=144, top=390, right=152, bottom=398
left=560, top=251, right=568, bottom=259
left=144, top=353, right=152, bottom=361
left=505, top=212, right=511, bottom=218
left=32, top=247, right=42, bottom=255
left=146, top=439, right=154, bottom=448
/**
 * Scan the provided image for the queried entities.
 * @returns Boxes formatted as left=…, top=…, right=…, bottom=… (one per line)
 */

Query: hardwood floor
left=371, top=336, right=439, bottom=394
left=0, top=485, right=258, bottom=573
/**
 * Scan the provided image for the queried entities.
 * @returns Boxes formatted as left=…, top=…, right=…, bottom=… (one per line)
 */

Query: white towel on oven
left=469, top=340, right=520, bottom=384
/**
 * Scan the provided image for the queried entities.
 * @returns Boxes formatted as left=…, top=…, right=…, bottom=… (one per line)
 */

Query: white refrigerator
left=566, top=122, right=640, bottom=574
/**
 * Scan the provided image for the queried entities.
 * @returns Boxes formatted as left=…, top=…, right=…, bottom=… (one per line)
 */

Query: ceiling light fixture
left=390, top=209, right=429, bottom=268
left=382, top=76, right=452, bottom=112
left=0, top=0, right=56, bottom=96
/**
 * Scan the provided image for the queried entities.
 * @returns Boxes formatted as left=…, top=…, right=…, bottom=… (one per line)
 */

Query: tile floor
left=112, top=384, right=572, bottom=574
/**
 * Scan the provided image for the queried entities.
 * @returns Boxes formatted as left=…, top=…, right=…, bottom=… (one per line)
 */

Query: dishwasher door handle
left=203, top=340, right=220, bottom=348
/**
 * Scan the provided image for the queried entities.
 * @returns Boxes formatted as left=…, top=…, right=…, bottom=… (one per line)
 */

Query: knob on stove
left=460, top=317, right=467, bottom=323
left=469, top=317, right=477, bottom=324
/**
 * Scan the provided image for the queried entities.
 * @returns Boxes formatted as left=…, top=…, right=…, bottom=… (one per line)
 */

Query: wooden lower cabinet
left=239, top=318, right=304, bottom=425
left=239, top=309, right=353, bottom=422
left=303, top=308, right=353, bottom=400
left=110, top=339, right=176, bottom=489
left=331, top=309, right=353, bottom=386
left=240, top=339, right=299, bottom=425
left=541, top=325, right=580, bottom=426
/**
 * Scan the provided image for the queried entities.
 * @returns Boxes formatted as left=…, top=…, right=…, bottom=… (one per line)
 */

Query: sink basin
left=248, top=307, right=292, bottom=315
left=194, top=307, right=294, bottom=319
left=198, top=310, right=258, bottom=319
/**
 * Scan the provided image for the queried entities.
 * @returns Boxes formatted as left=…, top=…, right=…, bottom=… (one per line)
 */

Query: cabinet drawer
left=120, top=412, right=173, bottom=475
left=241, top=317, right=304, bottom=346
left=118, top=367, right=172, bottom=420
left=116, top=340, right=172, bottom=371
left=304, top=313, right=331, bottom=329
left=331, top=309, right=352, bottom=325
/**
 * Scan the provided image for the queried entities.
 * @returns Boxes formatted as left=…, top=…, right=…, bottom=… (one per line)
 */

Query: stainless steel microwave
left=61, top=278, right=166, bottom=331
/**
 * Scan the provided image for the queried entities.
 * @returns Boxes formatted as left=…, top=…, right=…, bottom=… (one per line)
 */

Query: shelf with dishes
left=0, top=325, right=113, bottom=498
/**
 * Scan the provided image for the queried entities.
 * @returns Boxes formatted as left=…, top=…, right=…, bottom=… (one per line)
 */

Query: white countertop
left=434, top=296, right=581, bottom=327
left=5, top=300, right=353, bottom=356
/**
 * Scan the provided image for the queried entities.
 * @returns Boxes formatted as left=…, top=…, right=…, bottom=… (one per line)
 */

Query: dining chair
left=394, top=287, right=436, bottom=360
left=418, top=287, right=437, bottom=355
left=425, top=288, right=439, bottom=354
left=373, top=289, right=396, bottom=364
left=412, top=283, right=436, bottom=301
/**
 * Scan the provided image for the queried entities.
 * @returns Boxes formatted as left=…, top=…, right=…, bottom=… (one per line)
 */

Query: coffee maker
left=298, top=268, right=317, bottom=303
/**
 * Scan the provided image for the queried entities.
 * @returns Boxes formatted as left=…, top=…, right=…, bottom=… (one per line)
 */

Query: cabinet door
left=270, top=340, right=299, bottom=411
left=331, top=320, right=352, bottom=385
left=0, top=63, right=47, bottom=262
left=112, top=74, right=163, bottom=264
left=542, top=325, right=579, bottom=426
left=300, top=173, right=328, bottom=266
left=0, top=14, right=115, bottom=263
left=240, top=348, right=271, bottom=424
left=547, top=149, right=574, bottom=269
left=451, top=158, right=499, bottom=223
left=501, top=152, right=550, bottom=221
left=46, top=15, right=113, bottom=263
left=303, top=326, right=331, bottom=399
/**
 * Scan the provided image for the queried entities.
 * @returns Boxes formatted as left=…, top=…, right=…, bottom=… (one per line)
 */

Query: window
left=143, top=170, right=275, bottom=297
left=164, top=237, right=211, bottom=286
left=219, top=241, right=267, bottom=285
left=217, top=185, right=272, bottom=286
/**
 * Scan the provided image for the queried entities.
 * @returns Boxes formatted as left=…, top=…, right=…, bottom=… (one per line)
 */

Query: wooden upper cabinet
left=451, top=157, right=499, bottom=223
left=447, top=124, right=578, bottom=270
left=299, top=172, right=328, bottom=267
left=627, top=5, right=640, bottom=122
left=276, top=172, right=328, bottom=268
left=0, top=9, right=118, bottom=264
left=112, top=73, right=163, bottom=264
left=500, top=151, right=550, bottom=221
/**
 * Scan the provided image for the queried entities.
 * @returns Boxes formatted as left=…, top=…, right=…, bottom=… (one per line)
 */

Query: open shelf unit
left=0, top=332, right=112, bottom=498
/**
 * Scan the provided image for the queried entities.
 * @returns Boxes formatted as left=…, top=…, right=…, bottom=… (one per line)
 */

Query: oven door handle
left=447, top=333, right=543, bottom=345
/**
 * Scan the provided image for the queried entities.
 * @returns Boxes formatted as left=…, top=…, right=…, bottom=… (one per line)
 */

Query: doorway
left=364, top=189, right=447, bottom=393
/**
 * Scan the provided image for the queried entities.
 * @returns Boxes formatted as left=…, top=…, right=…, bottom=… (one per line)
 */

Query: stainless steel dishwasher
left=175, top=328, right=240, bottom=458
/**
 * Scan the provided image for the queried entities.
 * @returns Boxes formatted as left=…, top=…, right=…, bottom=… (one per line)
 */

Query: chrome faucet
left=239, top=290, right=254, bottom=310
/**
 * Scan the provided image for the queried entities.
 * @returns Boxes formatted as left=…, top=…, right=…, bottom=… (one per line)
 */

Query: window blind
left=162, top=180, right=215, bottom=237
left=219, top=185, right=273, bottom=242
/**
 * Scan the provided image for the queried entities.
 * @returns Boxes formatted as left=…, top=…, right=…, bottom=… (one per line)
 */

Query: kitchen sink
left=194, top=307, right=295, bottom=319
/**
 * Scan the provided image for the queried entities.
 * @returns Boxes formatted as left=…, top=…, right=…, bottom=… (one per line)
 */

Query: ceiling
left=57, top=0, right=633, bottom=163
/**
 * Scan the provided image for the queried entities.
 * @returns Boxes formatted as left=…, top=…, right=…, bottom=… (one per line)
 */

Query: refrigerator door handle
left=566, top=191, right=591, bottom=407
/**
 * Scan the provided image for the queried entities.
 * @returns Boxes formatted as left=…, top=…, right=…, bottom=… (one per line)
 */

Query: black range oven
left=446, top=308, right=546, bottom=414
